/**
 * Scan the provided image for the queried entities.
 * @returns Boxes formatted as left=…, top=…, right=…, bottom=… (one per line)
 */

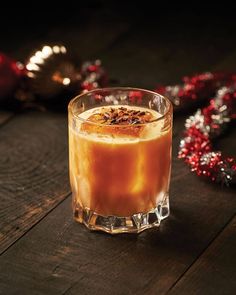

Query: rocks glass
left=68, top=88, right=172, bottom=234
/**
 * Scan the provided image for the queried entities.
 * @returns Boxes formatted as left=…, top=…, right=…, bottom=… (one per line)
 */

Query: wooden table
left=1, top=8, right=236, bottom=295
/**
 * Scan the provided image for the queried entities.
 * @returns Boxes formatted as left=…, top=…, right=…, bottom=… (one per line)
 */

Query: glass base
left=73, top=195, right=169, bottom=234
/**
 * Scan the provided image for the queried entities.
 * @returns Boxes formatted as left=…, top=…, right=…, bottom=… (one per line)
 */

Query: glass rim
left=68, top=87, right=172, bottom=127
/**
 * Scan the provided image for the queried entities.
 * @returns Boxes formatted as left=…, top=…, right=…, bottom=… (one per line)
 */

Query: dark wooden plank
left=214, top=51, right=236, bottom=71
left=0, top=117, right=235, bottom=295
left=0, top=112, right=70, bottom=253
left=168, top=215, right=236, bottom=295
left=0, top=111, right=14, bottom=126
left=100, top=15, right=236, bottom=89
left=1, top=11, right=236, bottom=294
left=0, top=17, right=133, bottom=254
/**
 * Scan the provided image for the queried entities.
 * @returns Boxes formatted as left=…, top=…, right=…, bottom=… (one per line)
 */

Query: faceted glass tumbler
left=68, top=87, right=172, bottom=234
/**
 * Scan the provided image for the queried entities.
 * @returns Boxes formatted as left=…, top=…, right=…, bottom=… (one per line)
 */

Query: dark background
left=1, top=3, right=236, bottom=156
left=1, top=3, right=236, bottom=87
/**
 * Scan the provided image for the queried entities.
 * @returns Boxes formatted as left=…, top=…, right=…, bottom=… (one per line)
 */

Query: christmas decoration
left=178, top=85, right=236, bottom=185
left=0, top=44, right=106, bottom=106
left=0, top=53, right=25, bottom=103
left=155, top=72, right=236, bottom=110
left=25, top=45, right=81, bottom=99
left=25, top=45, right=107, bottom=101
left=0, top=47, right=236, bottom=186
left=26, top=45, right=106, bottom=99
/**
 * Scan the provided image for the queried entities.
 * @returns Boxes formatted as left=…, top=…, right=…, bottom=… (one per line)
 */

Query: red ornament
left=0, top=53, right=25, bottom=102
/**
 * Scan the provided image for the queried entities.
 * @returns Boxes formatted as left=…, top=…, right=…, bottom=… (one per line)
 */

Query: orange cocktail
left=68, top=88, right=172, bottom=234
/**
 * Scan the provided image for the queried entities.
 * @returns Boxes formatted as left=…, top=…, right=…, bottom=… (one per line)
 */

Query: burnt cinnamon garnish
left=87, top=107, right=155, bottom=125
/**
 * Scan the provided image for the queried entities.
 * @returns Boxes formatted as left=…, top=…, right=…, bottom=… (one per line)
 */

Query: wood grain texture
left=0, top=117, right=236, bottom=295
left=0, top=112, right=69, bottom=253
left=0, top=14, right=131, bottom=254
left=168, top=215, right=236, bottom=295
left=1, top=8, right=236, bottom=295
left=0, top=111, right=14, bottom=126
left=100, top=15, right=236, bottom=89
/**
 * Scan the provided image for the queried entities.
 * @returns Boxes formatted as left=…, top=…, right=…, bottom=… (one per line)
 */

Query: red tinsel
left=155, top=72, right=236, bottom=110
left=173, top=73, right=236, bottom=185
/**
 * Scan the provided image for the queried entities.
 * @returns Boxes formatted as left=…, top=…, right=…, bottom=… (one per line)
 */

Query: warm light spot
left=42, top=46, right=53, bottom=58
left=27, top=72, right=35, bottom=78
left=53, top=46, right=60, bottom=53
left=63, top=77, right=71, bottom=85
left=26, top=63, right=40, bottom=71
left=29, top=56, right=43, bottom=65
left=60, top=46, right=67, bottom=53
left=35, top=51, right=43, bottom=58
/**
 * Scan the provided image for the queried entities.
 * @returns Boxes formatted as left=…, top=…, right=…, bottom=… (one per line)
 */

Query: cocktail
left=68, top=88, right=172, bottom=234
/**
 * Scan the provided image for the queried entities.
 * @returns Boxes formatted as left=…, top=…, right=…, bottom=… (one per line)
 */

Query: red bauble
left=0, top=53, right=25, bottom=102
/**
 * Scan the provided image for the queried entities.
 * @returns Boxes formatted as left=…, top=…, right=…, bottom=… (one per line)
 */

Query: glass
left=68, top=87, right=172, bottom=234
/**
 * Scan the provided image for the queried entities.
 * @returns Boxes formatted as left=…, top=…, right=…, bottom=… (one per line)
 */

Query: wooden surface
left=0, top=7, right=236, bottom=295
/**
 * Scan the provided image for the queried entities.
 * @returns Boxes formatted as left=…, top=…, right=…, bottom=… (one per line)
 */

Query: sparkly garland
left=156, top=72, right=236, bottom=185
left=155, top=72, right=236, bottom=110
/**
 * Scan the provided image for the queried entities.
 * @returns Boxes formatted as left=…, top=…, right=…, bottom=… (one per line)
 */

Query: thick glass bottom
left=73, top=195, right=169, bottom=234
